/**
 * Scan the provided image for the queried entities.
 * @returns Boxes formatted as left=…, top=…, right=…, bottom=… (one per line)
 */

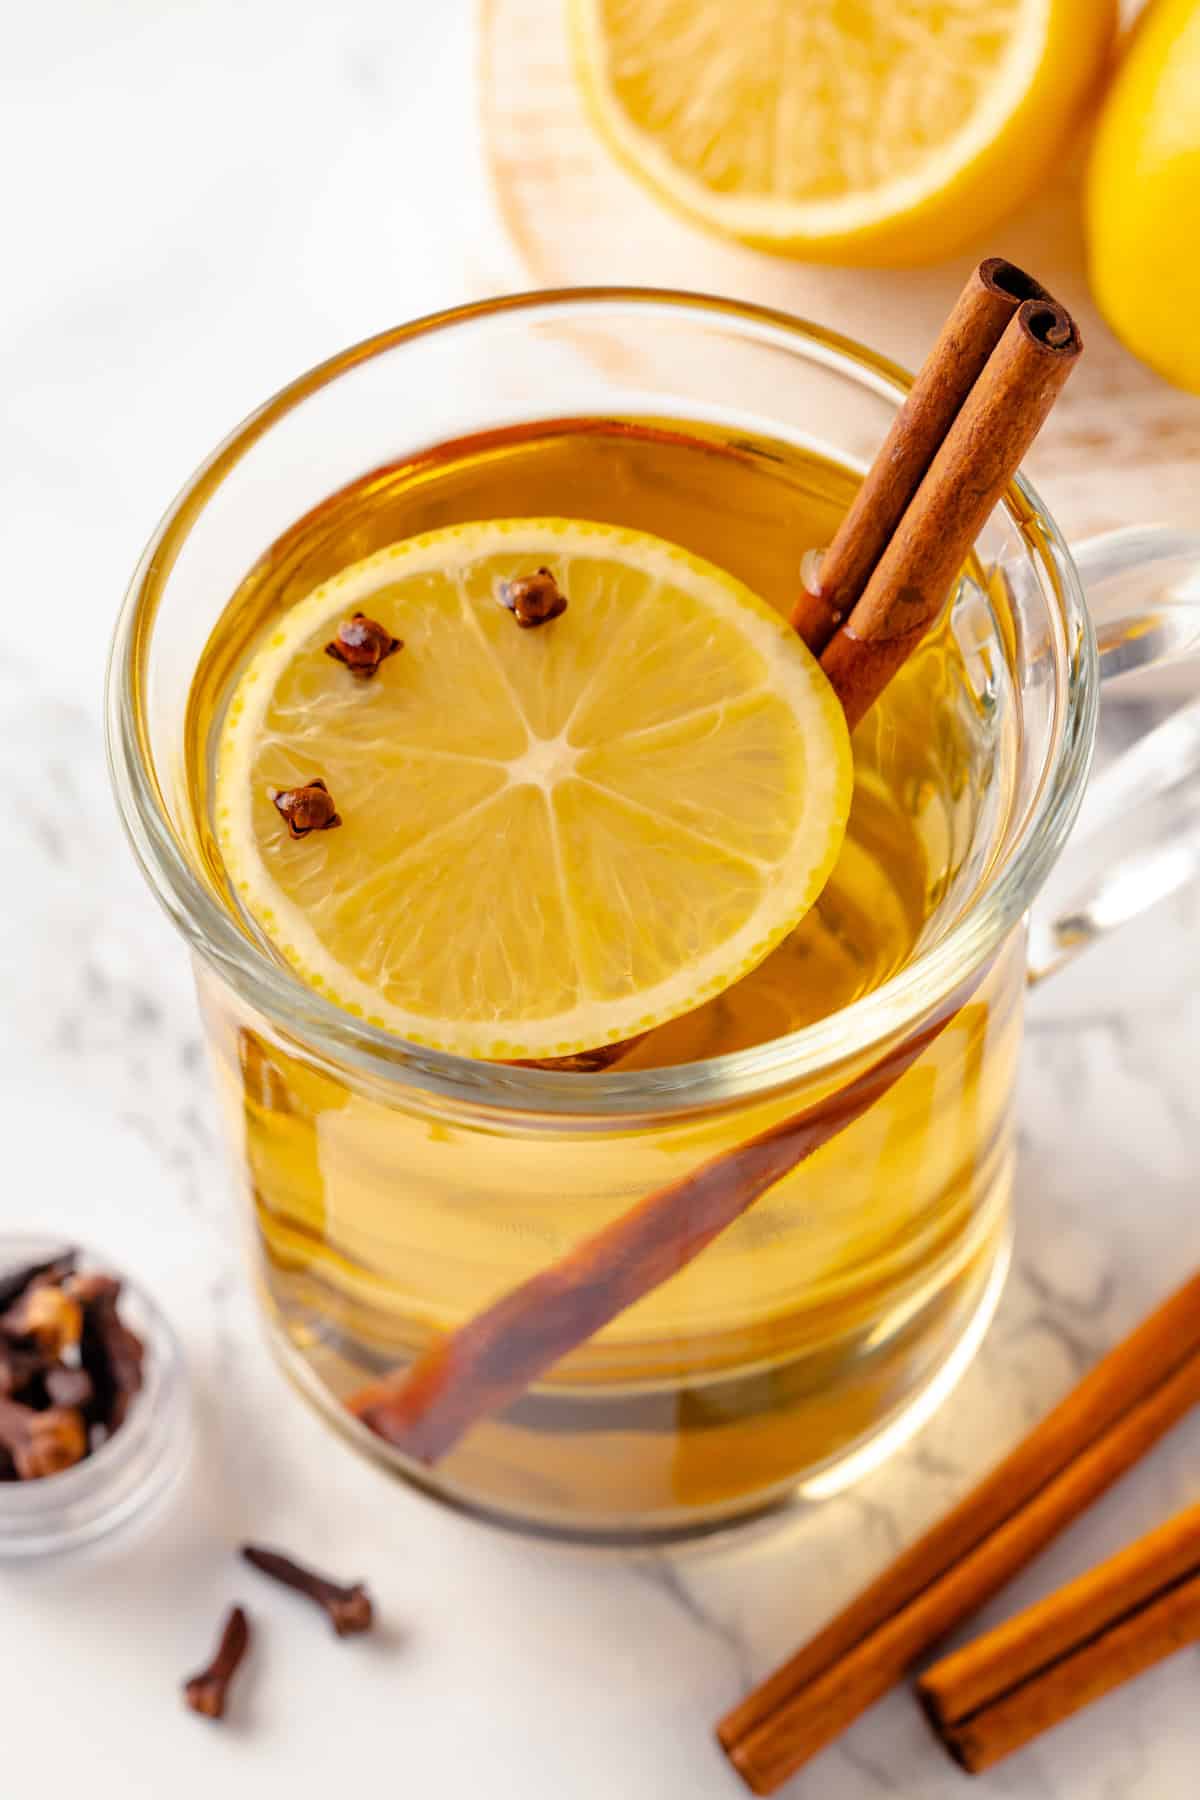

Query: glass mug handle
left=1027, top=527, right=1200, bottom=984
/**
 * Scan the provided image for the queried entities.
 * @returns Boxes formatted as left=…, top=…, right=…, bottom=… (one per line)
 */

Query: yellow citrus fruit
left=216, top=519, right=852, bottom=1060
left=570, top=0, right=1117, bottom=265
left=1087, top=0, right=1200, bottom=395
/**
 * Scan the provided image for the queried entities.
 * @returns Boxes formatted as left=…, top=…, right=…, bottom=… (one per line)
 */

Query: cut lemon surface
left=216, top=519, right=852, bottom=1060
left=570, top=0, right=1116, bottom=265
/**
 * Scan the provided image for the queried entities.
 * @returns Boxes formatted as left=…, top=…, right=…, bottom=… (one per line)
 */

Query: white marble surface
left=3, top=4, right=1199, bottom=1796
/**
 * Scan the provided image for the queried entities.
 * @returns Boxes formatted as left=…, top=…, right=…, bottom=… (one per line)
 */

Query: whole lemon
left=1087, top=0, right=1200, bottom=393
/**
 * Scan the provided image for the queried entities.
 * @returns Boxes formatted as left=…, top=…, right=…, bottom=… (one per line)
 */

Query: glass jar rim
left=106, top=285, right=1098, bottom=1119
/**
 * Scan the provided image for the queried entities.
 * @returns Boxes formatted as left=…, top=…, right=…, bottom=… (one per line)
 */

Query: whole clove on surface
left=241, top=1544, right=375, bottom=1636
left=183, top=1606, right=252, bottom=1721
left=0, top=1252, right=147, bottom=1482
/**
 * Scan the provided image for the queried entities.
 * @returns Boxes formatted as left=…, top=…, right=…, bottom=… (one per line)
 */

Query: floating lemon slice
left=570, top=0, right=1116, bottom=265
left=216, top=518, right=851, bottom=1060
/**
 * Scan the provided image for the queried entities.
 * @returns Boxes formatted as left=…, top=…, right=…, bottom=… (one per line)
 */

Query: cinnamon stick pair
left=794, top=257, right=1081, bottom=726
left=919, top=1502, right=1200, bottom=1773
left=717, top=1272, right=1200, bottom=1792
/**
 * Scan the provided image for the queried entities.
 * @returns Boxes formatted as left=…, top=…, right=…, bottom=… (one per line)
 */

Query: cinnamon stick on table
left=919, top=1503, right=1200, bottom=1773
left=791, top=256, right=1053, bottom=654
left=716, top=1272, right=1200, bottom=1795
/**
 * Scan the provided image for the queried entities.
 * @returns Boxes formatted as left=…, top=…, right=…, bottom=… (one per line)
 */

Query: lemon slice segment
left=570, top=0, right=1116, bottom=264
left=216, top=518, right=851, bottom=1059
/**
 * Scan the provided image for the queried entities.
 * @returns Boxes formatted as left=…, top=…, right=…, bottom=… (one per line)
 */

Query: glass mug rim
left=106, top=286, right=1098, bottom=1118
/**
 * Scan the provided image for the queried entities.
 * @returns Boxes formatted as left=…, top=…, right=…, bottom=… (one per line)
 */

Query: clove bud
left=0, top=1396, right=87, bottom=1480
left=498, top=567, right=568, bottom=629
left=69, top=1271, right=145, bottom=1432
left=324, top=612, right=402, bottom=678
left=0, top=1338, right=43, bottom=1400
left=0, top=1251, right=76, bottom=1314
left=241, top=1544, right=374, bottom=1637
left=270, top=778, right=342, bottom=840
left=2, top=1283, right=83, bottom=1359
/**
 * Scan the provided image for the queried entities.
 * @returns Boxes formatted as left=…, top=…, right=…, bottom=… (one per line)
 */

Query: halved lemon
left=216, top=519, right=851, bottom=1060
left=570, top=0, right=1117, bottom=265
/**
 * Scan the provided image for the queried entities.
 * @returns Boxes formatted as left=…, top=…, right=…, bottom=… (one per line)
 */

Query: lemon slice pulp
left=216, top=518, right=852, bottom=1060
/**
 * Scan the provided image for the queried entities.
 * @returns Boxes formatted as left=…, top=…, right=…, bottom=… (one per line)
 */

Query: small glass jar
left=0, top=1237, right=191, bottom=1559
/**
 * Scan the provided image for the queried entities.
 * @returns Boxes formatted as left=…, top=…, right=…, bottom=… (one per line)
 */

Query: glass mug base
left=256, top=1209, right=1011, bottom=1546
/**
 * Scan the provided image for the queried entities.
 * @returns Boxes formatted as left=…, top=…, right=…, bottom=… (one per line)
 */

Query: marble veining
left=3, top=3, right=1198, bottom=1796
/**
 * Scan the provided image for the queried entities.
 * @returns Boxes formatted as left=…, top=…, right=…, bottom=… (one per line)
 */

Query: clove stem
left=241, top=1545, right=374, bottom=1637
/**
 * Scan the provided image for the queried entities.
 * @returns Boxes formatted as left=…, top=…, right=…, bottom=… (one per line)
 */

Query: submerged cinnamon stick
left=792, top=258, right=1052, bottom=654
left=347, top=979, right=977, bottom=1463
left=819, top=296, right=1081, bottom=729
left=717, top=1272, right=1200, bottom=1794
left=919, top=1504, right=1200, bottom=1773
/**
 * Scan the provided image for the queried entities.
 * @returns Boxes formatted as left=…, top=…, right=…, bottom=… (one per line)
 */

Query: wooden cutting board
left=480, top=0, right=1200, bottom=543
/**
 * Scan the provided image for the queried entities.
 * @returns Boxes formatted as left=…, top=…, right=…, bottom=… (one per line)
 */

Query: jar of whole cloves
left=0, top=1237, right=190, bottom=1558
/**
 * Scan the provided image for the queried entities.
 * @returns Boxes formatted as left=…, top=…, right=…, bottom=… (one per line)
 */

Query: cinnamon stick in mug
left=791, top=257, right=1054, bottom=653
left=346, top=982, right=975, bottom=1463
left=820, top=296, right=1081, bottom=729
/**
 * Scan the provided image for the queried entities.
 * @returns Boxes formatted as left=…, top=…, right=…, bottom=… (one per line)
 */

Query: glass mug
left=107, top=291, right=1200, bottom=1543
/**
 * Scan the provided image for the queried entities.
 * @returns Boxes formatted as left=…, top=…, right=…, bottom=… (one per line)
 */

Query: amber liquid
left=189, top=418, right=1024, bottom=1537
